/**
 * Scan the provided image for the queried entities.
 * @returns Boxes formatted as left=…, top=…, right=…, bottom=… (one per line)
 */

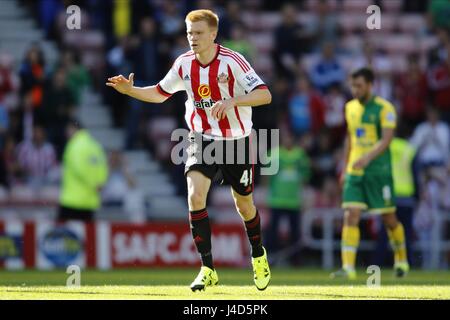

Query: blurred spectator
left=309, top=129, right=336, bottom=188
left=60, top=49, right=91, bottom=106
left=272, top=4, right=307, bottom=79
left=269, top=76, right=290, bottom=124
left=102, top=150, right=145, bottom=223
left=0, top=53, right=17, bottom=147
left=0, top=103, right=8, bottom=150
left=125, top=16, right=164, bottom=150
left=223, top=23, right=256, bottom=62
left=307, top=0, right=340, bottom=51
left=37, top=67, right=75, bottom=158
left=84, top=0, right=113, bottom=35
left=102, top=150, right=135, bottom=204
left=130, top=17, right=163, bottom=85
left=0, top=136, right=21, bottom=188
left=410, top=107, right=450, bottom=169
left=21, top=92, right=34, bottom=142
left=19, top=45, right=46, bottom=111
left=288, top=76, right=325, bottom=137
left=58, top=120, right=108, bottom=222
left=218, top=0, right=241, bottom=41
left=433, top=28, right=450, bottom=63
left=0, top=53, right=14, bottom=106
left=309, top=42, right=345, bottom=93
left=413, top=168, right=446, bottom=269
left=322, top=83, right=347, bottom=145
left=16, top=124, right=58, bottom=190
left=351, top=42, right=394, bottom=101
left=395, top=54, right=428, bottom=128
left=427, top=40, right=450, bottom=122
left=105, top=35, right=134, bottom=128
left=443, top=163, right=450, bottom=210
left=265, top=130, right=311, bottom=265
left=130, top=0, right=156, bottom=35
left=155, top=1, right=184, bottom=41
left=0, top=52, right=12, bottom=148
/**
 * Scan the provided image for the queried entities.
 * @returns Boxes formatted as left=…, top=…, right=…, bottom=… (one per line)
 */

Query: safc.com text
left=169, top=128, right=280, bottom=176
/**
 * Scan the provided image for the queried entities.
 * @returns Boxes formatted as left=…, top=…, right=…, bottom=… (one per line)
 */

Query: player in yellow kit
left=331, top=68, right=409, bottom=279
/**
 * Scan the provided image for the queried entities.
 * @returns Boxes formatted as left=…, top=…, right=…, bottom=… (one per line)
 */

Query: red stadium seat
left=398, top=14, right=427, bottom=33
left=382, top=35, right=417, bottom=54
left=343, top=0, right=372, bottom=12
left=338, top=13, right=369, bottom=34
left=383, top=0, right=403, bottom=13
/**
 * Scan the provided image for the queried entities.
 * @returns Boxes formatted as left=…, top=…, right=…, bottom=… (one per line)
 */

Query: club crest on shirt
left=217, top=72, right=229, bottom=83
left=386, top=112, right=396, bottom=122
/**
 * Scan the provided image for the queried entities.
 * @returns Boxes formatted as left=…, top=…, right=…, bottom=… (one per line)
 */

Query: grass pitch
left=0, top=268, right=449, bottom=300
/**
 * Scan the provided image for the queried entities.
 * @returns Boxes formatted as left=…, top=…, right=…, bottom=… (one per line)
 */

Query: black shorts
left=58, top=206, right=94, bottom=222
left=184, top=132, right=255, bottom=196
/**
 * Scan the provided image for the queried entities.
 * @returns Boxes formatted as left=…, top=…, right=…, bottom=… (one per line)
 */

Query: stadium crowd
left=0, top=0, right=449, bottom=267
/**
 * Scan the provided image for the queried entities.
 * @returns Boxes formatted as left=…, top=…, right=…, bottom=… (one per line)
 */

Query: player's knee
left=382, top=213, right=398, bottom=229
left=344, top=209, right=360, bottom=226
left=235, top=199, right=256, bottom=218
left=188, top=192, right=207, bottom=210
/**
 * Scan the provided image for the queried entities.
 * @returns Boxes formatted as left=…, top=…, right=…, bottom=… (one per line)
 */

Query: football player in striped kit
left=107, top=9, right=272, bottom=291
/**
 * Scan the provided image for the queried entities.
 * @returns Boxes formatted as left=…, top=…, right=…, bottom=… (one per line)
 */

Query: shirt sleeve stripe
left=250, top=84, right=268, bottom=91
left=156, top=84, right=172, bottom=97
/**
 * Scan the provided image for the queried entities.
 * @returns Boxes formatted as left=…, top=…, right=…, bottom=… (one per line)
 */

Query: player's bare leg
left=382, top=212, right=409, bottom=277
left=187, top=171, right=218, bottom=291
left=231, top=188, right=271, bottom=290
left=331, top=208, right=361, bottom=280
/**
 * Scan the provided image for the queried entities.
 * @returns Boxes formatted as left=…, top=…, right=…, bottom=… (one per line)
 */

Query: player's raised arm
left=106, top=73, right=169, bottom=103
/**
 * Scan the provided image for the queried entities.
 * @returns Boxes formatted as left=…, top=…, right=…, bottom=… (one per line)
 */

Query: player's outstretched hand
left=106, top=73, right=134, bottom=94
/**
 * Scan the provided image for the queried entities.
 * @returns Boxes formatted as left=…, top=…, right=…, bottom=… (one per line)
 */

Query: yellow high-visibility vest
left=390, top=138, right=416, bottom=197
left=60, top=130, right=108, bottom=210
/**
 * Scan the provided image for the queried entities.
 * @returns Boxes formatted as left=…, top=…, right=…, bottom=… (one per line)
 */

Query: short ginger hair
left=185, top=9, right=219, bottom=30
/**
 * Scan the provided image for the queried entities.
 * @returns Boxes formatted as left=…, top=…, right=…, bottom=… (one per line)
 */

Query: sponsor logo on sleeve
left=244, top=72, right=258, bottom=87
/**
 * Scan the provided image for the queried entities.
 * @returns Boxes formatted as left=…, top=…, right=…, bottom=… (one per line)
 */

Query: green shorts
left=342, top=174, right=396, bottom=214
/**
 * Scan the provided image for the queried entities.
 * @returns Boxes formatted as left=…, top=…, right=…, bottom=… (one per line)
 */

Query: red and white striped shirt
left=16, top=141, right=57, bottom=179
left=157, top=44, right=267, bottom=140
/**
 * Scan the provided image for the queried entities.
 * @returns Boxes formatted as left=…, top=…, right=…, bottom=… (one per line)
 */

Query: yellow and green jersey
left=345, top=96, right=397, bottom=176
